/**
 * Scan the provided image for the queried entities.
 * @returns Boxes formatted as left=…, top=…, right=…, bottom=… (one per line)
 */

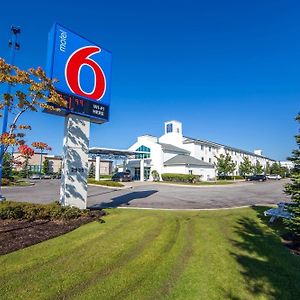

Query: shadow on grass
left=230, top=205, right=300, bottom=299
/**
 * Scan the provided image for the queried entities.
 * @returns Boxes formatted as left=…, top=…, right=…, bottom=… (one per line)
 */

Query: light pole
left=0, top=26, right=21, bottom=201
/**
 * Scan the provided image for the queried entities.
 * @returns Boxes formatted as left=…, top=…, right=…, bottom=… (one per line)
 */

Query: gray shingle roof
left=183, top=136, right=275, bottom=161
left=159, top=143, right=190, bottom=154
left=164, top=154, right=214, bottom=168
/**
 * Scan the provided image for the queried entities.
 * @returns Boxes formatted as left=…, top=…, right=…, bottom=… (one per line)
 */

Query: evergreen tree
left=2, top=153, right=12, bottom=179
left=89, top=162, right=95, bottom=178
left=284, top=113, right=300, bottom=236
left=42, top=159, right=49, bottom=175
left=239, top=157, right=253, bottom=177
left=19, top=158, right=29, bottom=178
left=215, top=153, right=236, bottom=177
left=270, top=162, right=288, bottom=177
left=265, top=161, right=271, bottom=175
left=253, top=160, right=264, bottom=174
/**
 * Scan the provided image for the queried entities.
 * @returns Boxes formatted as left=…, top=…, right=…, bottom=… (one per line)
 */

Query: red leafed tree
left=32, top=142, right=52, bottom=174
left=0, top=59, right=66, bottom=161
left=17, top=144, right=35, bottom=178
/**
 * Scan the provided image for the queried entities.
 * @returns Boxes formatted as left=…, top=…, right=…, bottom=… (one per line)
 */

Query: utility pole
left=0, top=26, right=21, bottom=201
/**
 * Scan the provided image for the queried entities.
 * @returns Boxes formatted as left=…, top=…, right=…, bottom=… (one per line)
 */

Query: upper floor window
left=135, top=145, right=150, bottom=159
left=209, top=147, right=211, bottom=152
left=166, top=123, right=173, bottom=133
left=201, top=145, right=204, bottom=150
left=209, top=158, right=212, bottom=163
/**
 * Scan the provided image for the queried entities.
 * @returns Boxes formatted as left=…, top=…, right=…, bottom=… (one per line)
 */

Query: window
left=209, top=158, right=212, bottom=163
left=166, top=123, right=173, bottom=133
left=201, top=157, right=204, bottom=161
left=209, top=147, right=211, bottom=152
left=189, top=170, right=193, bottom=175
left=135, top=145, right=150, bottom=159
left=201, top=145, right=204, bottom=150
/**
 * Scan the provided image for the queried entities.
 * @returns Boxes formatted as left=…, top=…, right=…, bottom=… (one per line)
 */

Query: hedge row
left=217, top=175, right=245, bottom=180
left=88, top=179, right=124, bottom=187
left=161, top=173, right=201, bottom=183
left=0, top=201, right=90, bottom=221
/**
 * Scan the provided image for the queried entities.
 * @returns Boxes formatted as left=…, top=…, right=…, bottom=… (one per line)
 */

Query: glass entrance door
left=133, top=167, right=151, bottom=181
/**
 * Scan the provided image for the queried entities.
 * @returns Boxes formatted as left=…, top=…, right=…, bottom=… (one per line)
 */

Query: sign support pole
left=60, top=114, right=90, bottom=209
left=95, top=156, right=100, bottom=181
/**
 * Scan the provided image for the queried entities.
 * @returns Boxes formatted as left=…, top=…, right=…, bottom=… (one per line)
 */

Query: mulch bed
left=0, top=210, right=106, bottom=255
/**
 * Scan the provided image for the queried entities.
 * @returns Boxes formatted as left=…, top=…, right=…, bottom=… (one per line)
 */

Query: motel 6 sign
left=46, top=23, right=111, bottom=123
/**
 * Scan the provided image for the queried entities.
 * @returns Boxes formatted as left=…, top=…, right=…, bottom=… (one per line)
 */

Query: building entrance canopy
left=89, top=147, right=147, bottom=159
left=88, top=147, right=149, bottom=181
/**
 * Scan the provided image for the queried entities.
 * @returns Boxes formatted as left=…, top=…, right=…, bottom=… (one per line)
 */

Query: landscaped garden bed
left=0, top=201, right=105, bottom=255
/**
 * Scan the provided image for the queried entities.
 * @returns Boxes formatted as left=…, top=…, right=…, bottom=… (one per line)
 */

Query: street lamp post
left=0, top=26, right=21, bottom=201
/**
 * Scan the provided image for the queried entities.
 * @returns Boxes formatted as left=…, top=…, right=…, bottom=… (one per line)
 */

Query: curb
left=117, top=203, right=277, bottom=211
left=155, top=181, right=253, bottom=188
left=88, top=183, right=133, bottom=190
left=2, top=182, right=35, bottom=189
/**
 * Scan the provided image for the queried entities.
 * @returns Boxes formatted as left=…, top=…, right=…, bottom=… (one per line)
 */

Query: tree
left=88, top=162, right=95, bottom=178
left=32, top=142, right=52, bottom=174
left=215, top=153, right=236, bottom=178
left=17, top=145, right=34, bottom=178
left=265, top=161, right=271, bottom=175
left=0, top=59, right=65, bottom=161
left=42, top=158, right=49, bottom=175
left=239, top=157, right=253, bottom=177
left=2, top=153, right=12, bottom=179
left=270, top=162, right=287, bottom=178
left=284, top=113, right=300, bottom=237
left=270, top=162, right=280, bottom=175
left=253, top=160, right=264, bottom=175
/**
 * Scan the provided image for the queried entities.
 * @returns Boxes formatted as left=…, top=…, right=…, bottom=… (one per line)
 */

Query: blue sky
left=0, top=0, right=299, bottom=160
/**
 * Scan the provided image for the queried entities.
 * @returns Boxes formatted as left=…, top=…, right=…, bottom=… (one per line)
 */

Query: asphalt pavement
left=1, top=179, right=290, bottom=209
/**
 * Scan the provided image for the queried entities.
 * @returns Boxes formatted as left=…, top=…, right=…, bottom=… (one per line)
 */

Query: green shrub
left=151, top=170, right=160, bottom=182
left=0, top=201, right=91, bottom=221
left=217, top=175, right=244, bottom=180
left=100, top=175, right=112, bottom=179
left=161, top=173, right=201, bottom=183
left=88, top=179, right=124, bottom=187
left=1, top=178, right=11, bottom=186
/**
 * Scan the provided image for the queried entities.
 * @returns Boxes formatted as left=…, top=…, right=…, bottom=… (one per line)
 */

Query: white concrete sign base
left=60, top=114, right=90, bottom=209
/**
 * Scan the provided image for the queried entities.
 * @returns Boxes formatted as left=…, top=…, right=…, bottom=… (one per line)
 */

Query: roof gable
left=164, top=154, right=214, bottom=168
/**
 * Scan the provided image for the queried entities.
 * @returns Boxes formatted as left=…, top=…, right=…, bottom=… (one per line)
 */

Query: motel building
left=124, top=120, right=276, bottom=181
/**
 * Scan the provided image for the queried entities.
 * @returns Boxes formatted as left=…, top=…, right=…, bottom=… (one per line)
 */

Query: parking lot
left=2, top=179, right=290, bottom=210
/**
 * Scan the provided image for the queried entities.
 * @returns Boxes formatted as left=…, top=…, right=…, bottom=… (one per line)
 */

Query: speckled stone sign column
left=60, top=114, right=90, bottom=209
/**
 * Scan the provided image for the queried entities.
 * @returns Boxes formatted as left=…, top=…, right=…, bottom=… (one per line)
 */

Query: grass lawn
left=0, top=207, right=299, bottom=299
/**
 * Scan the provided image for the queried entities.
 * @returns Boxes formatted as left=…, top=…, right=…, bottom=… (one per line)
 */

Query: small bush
left=151, top=170, right=160, bottom=182
left=161, top=173, right=201, bottom=183
left=0, top=201, right=91, bottom=221
left=1, top=178, right=10, bottom=186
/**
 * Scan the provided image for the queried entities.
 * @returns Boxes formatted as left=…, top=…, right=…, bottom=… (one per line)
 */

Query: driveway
left=1, top=179, right=290, bottom=209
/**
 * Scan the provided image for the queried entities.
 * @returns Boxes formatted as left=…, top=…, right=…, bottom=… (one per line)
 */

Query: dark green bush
left=161, top=173, right=201, bottom=183
left=0, top=201, right=90, bottom=221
